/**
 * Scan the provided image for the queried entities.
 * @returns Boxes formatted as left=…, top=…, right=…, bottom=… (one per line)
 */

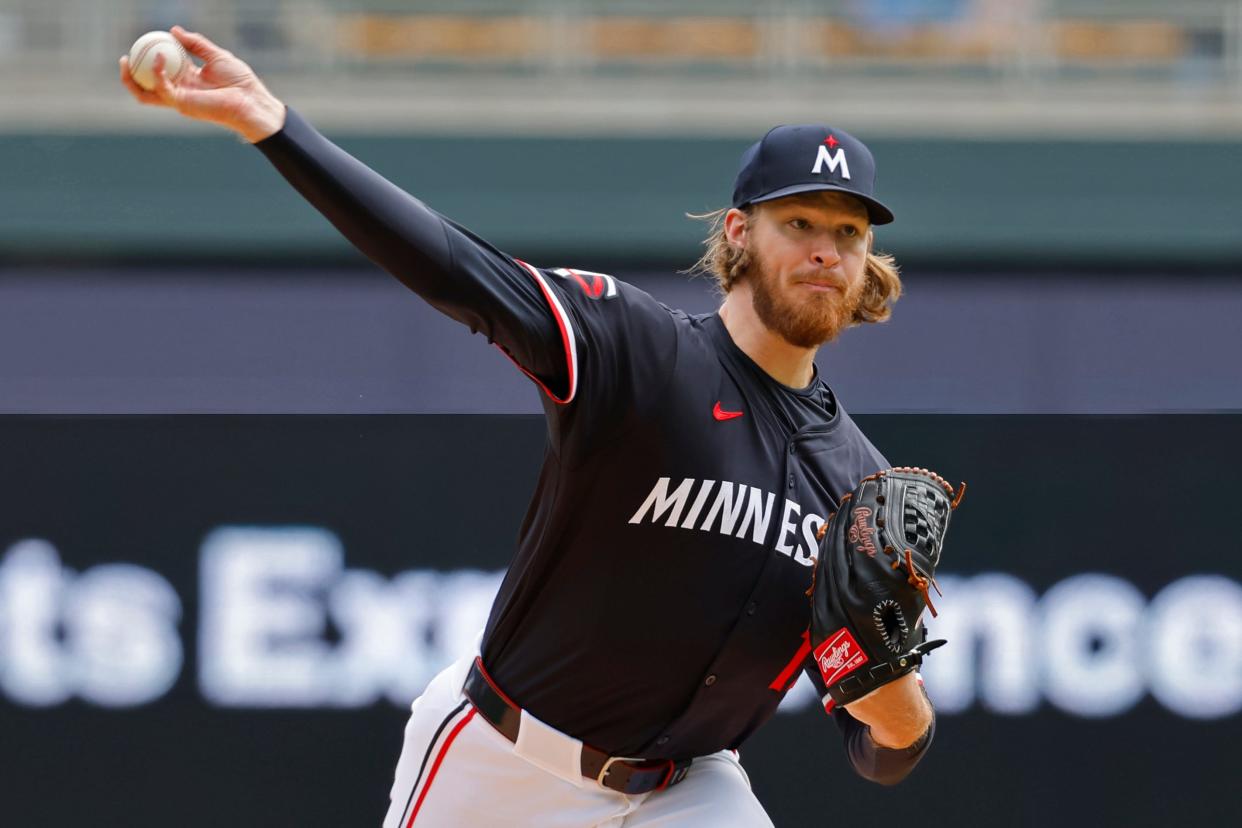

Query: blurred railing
left=1, top=0, right=1240, bottom=133
left=2, top=0, right=1238, bottom=78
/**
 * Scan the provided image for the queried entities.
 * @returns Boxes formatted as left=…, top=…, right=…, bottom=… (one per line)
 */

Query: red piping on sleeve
left=508, top=259, right=578, bottom=405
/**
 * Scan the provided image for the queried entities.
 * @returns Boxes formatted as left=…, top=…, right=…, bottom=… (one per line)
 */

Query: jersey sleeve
left=254, top=107, right=575, bottom=400
left=516, top=266, right=680, bottom=450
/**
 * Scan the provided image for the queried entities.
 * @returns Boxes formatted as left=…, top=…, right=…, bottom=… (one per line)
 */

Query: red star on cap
left=825, top=135, right=839, bottom=148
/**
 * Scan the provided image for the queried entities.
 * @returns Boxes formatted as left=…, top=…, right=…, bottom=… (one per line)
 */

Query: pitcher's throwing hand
left=119, top=26, right=284, bottom=143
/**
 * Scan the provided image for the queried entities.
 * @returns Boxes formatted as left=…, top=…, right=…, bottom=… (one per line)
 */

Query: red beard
left=747, top=247, right=865, bottom=349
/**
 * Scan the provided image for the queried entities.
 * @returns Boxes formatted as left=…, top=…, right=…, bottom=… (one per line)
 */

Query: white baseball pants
left=381, top=651, right=775, bottom=828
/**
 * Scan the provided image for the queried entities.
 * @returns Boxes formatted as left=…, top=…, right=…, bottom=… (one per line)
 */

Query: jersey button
left=705, top=674, right=717, bottom=686
left=788, top=444, right=796, bottom=455
left=657, top=735, right=671, bottom=746
left=787, top=474, right=795, bottom=490
left=746, top=602, right=757, bottom=615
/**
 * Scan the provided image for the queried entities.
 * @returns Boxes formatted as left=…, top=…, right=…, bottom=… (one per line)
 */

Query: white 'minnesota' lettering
left=1038, top=574, right=1146, bottom=718
left=811, top=145, right=851, bottom=179
left=737, top=488, right=776, bottom=545
left=65, top=564, right=182, bottom=707
left=629, top=478, right=816, bottom=562
left=767, top=506, right=824, bottom=566
left=921, top=573, right=1039, bottom=715
left=797, top=512, right=825, bottom=567
left=1146, top=575, right=1242, bottom=719
left=698, top=481, right=750, bottom=536
left=680, top=480, right=716, bottom=529
left=774, top=500, right=801, bottom=557
left=199, top=526, right=342, bottom=707
left=628, top=477, right=696, bottom=527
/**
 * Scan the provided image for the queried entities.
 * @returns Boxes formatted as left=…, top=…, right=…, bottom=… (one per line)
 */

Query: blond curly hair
left=687, top=206, right=902, bottom=325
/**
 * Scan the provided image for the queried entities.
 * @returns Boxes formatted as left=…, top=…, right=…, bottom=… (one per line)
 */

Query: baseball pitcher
left=120, top=26, right=961, bottom=827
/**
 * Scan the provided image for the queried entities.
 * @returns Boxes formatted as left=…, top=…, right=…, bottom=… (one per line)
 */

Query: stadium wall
left=4, top=131, right=1242, bottom=267
left=1, top=266, right=1239, bottom=414
left=1, top=414, right=1238, bottom=828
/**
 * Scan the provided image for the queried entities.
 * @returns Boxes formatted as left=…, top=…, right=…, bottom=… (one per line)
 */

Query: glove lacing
left=895, top=548, right=942, bottom=618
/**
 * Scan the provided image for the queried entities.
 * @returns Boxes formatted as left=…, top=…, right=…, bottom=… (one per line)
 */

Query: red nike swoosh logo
left=713, top=401, right=744, bottom=421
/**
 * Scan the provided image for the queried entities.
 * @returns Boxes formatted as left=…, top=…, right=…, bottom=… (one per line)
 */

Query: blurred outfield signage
left=2, top=530, right=1239, bottom=720
left=3, top=131, right=1242, bottom=267
left=1, top=414, right=1238, bottom=827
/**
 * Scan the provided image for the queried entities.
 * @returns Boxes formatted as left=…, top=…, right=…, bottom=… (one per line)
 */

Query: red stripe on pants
left=405, top=708, right=478, bottom=827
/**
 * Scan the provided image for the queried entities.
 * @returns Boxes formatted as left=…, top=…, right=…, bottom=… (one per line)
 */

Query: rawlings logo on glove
left=847, top=508, right=878, bottom=558
left=813, top=629, right=868, bottom=686
left=809, top=467, right=965, bottom=708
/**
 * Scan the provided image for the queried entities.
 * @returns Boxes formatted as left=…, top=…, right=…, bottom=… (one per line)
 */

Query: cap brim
left=749, top=183, right=894, bottom=225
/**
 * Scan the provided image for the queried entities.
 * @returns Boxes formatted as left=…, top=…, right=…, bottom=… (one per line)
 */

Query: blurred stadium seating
left=2, top=0, right=1241, bottom=135
left=3, top=0, right=1240, bottom=267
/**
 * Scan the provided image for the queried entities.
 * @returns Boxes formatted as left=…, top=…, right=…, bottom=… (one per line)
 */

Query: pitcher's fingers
left=149, top=53, right=185, bottom=111
left=170, top=25, right=228, bottom=61
left=150, top=53, right=181, bottom=108
left=119, top=56, right=164, bottom=106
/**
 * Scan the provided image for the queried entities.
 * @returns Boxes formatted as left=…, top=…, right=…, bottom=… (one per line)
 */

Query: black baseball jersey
left=257, top=108, right=933, bottom=784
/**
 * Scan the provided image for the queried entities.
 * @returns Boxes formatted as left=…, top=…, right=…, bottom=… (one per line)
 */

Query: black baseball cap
left=731, top=124, right=894, bottom=225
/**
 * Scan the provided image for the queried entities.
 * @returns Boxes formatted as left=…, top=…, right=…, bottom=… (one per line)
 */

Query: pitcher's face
left=738, top=192, right=871, bottom=348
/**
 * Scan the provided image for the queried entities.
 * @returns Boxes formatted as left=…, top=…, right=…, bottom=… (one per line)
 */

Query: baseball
left=127, top=31, right=190, bottom=91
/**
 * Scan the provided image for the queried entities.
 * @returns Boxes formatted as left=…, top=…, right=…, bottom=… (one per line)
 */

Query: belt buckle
left=596, top=755, right=646, bottom=787
left=598, top=756, right=681, bottom=794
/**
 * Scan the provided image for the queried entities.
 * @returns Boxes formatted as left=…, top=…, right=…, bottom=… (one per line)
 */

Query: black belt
left=462, top=657, right=691, bottom=795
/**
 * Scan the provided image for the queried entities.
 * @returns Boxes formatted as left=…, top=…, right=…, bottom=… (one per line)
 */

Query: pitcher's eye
left=788, top=218, right=810, bottom=230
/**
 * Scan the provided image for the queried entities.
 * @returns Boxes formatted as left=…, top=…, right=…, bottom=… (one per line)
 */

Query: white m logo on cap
left=811, top=145, right=851, bottom=179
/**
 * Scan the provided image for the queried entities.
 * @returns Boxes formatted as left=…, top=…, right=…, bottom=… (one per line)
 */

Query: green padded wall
left=3, top=129, right=1238, bottom=266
